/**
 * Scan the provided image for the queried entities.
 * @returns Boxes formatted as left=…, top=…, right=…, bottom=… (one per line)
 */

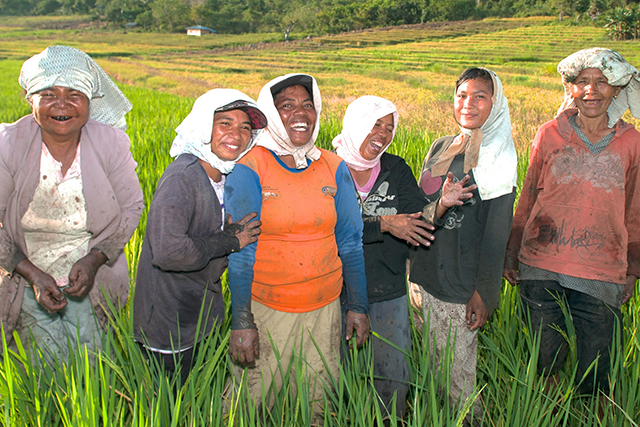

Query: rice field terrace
left=1, top=15, right=640, bottom=426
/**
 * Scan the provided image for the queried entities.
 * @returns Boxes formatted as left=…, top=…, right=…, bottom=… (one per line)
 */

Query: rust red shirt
left=506, top=109, right=640, bottom=284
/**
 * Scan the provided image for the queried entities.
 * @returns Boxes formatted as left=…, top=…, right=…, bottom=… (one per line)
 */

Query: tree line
left=1, top=0, right=639, bottom=39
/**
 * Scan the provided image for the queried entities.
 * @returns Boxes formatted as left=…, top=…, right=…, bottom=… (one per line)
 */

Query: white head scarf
left=169, top=89, right=266, bottom=174
left=469, top=70, right=518, bottom=200
left=19, top=45, right=132, bottom=130
left=557, top=47, right=640, bottom=128
left=332, top=96, right=398, bottom=171
left=255, top=74, right=322, bottom=169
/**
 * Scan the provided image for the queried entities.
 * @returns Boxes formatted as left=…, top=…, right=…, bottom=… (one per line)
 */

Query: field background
left=1, top=15, right=640, bottom=426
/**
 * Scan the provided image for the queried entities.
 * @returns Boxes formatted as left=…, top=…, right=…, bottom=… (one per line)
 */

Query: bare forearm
left=14, top=258, right=45, bottom=285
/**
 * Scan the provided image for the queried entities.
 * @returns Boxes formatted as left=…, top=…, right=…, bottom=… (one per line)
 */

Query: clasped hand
left=18, top=248, right=106, bottom=313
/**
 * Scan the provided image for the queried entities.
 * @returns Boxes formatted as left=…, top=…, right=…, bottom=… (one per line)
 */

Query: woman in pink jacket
left=0, top=46, right=143, bottom=363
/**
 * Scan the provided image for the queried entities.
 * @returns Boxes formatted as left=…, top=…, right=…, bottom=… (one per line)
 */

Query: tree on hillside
left=605, top=5, right=639, bottom=39
left=242, top=0, right=265, bottom=32
left=0, top=0, right=36, bottom=14
left=280, top=0, right=316, bottom=39
left=550, top=0, right=589, bottom=20
left=58, top=0, right=96, bottom=14
left=152, top=0, right=190, bottom=31
left=195, top=0, right=254, bottom=33
left=430, top=0, right=478, bottom=20
left=96, top=0, right=149, bottom=25
left=34, top=0, right=63, bottom=14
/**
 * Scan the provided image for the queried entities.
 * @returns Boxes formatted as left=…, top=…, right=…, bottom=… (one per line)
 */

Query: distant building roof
left=186, top=26, right=217, bottom=33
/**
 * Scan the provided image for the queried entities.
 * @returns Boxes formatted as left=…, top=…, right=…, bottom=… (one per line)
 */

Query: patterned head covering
left=19, top=45, right=132, bottom=130
left=170, top=88, right=266, bottom=175
left=332, top=96, right=398, bottom=171
left=425, top=68, right=517, bottom=201
left=557, top=47, right=640, bottom=128
left=255, top=74, right=322, bottom=169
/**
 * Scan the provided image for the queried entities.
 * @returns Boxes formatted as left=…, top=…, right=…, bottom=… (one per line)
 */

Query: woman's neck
left=349, top=166, right=373, bottom=187
left=279, top=154, right=296, bottom=169
left=575, top=112, right=612, bottom=143
left=198, top=159, right=222, bottom=182
left=42, top=130, right=81, bottom=177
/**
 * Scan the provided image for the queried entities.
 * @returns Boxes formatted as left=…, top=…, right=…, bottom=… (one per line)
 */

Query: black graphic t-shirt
left=409, top=136, right=515, bottom=312
left=358, top=153, right=428, bottom=303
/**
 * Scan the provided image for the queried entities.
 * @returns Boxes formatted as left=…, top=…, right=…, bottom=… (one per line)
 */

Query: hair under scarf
left=557, top=47, right=640, bottom=128
left=332, top=96, right=398, bottom=171
left=255, top=74, right=322, bottom=169
left=19, top=45, right=132, bottom=130
left=170, top=89, right=265, bottom=175
left=425, top=68, right=517, bottom=201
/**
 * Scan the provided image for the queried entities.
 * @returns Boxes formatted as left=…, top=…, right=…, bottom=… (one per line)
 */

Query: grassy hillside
left=1, top=16, right=640, bottom=426
left=2, top=16, right=640, bottom=149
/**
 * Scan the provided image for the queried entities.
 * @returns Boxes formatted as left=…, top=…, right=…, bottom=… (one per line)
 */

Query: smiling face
left=210, top=109, right=253, bottom=161
left=30, top=86, right=90, bottom=142
left=570, top=68, right=621, bottom=120
left=454, top=78, right=493, bottom=130
left=274, top=84, right=317, bottom=147
left=359, top=113, right=394, bottom=161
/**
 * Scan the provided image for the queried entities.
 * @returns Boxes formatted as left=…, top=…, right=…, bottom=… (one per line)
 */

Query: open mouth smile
left=370, top=140, right=384, bottom=150
left=223, top=142, right=240, bottom=151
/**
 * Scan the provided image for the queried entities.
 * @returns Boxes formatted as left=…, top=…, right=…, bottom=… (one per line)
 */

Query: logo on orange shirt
left=262, top=186, right=280, bottom=200
left=321, top=186, right=337, bottom=196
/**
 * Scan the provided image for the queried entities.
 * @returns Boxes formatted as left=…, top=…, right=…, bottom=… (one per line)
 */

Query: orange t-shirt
left=238, top=147, right=344, bottom=312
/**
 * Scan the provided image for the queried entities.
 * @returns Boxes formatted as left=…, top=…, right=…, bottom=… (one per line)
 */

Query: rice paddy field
left=1, top=15, right=640, bottom=426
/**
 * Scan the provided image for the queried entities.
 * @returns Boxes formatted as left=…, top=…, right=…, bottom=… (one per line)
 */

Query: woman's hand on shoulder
left=65, top=249, right=108, bottom=298
left=229, top=328, right=260, bottom=367
left=225, top=212, right=262, bottom=250
left=380, top=213, right=435, bottom=246
left=440, top=172, right=476, bottom=210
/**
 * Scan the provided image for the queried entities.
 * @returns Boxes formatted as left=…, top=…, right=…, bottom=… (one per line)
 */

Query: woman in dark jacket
left=410, top=69, right=517, bottom=423
left=133, top=89, right=265, bottom=381
left=333, top=95, right=475, bottom=418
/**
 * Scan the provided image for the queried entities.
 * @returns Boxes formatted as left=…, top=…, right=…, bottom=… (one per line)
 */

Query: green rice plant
left=0, top=60, right=30, bottom=124
left=479, top=286, right=573, bottom=426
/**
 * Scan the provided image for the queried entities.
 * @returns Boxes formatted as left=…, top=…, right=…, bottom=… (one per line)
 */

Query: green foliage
left=0, top=0, right=556, bottom=36
left=4, top=0, right=636, bottom=41
left=605, top=5, right=640, bottom=40
left=95, top=0, right=147, bottom=25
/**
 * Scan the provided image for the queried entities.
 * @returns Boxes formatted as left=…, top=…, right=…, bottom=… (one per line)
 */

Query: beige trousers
left=410, top=282, right=482, bottom=421
left=230, top=298, right=341, bottom=414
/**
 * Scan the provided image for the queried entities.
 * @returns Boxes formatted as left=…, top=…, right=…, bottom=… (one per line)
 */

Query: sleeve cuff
left=8, top=249, right=27, bottom=276
left=216, top=232, right=242, bottom=254
left=422, top=200, right=446, bottom=227
left=345, top=303, right=368, bottom=315
left=92, top=242, right=120, bottom=267
left=231, top=310, right=257, bottom=330
left=362, top=217, right=384, bottom=244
